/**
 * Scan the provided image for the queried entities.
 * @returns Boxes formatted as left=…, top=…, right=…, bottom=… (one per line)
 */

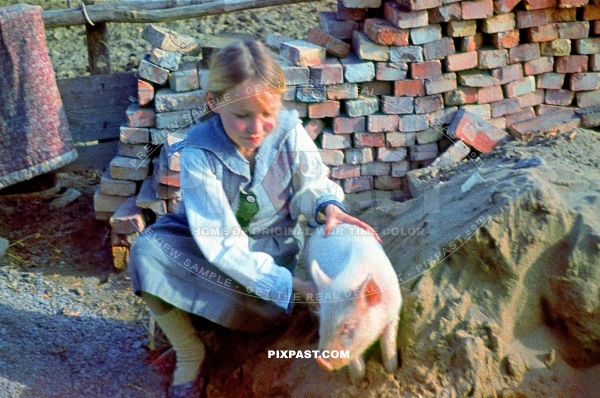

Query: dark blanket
left=0, top=3, right=77, bottom=189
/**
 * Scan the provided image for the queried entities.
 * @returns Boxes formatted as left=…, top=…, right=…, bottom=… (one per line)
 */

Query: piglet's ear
left=359, top=276, right=382, bottom=307
left=310, top=260, right=331, bottom=290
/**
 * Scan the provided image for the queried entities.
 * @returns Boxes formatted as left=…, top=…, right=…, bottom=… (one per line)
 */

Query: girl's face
left=208, top=80, right=282, bottom=158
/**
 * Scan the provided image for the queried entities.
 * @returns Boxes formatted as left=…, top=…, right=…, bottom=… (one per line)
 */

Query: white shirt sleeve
left=179, top=147, right=293, bottom=310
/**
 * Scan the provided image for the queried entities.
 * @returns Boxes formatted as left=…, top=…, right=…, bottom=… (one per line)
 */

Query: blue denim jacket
left=175, top=109, right=345, bottom=310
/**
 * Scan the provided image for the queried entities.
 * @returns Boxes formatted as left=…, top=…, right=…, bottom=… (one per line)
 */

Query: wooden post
left=84, top=1, right=110, bottom=75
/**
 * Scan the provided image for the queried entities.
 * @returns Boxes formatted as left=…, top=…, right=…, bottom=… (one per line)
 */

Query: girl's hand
left=323, top=204, right=383, bottom=244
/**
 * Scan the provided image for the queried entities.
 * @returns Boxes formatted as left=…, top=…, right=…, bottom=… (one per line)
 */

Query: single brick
left=576, top=90, right=600, bottom=107
left=377, top=146, right=408, bottom=162
left=447, top=20, right=478, bottom=37
left=461, top=104, right=492, bottom=118
left=557, top=21, right=590, bottom=40
left=148, top=47, right=182, bottom=71
left=482, top=13, right=516, bottom=34
left=342, top=0, right=382, bottom=7
left=310, top=58, right=344, bottom=86
left=461, top=0, right=494, bottom=20
left=509, top=109, right=580, bottom=139
left=138, top=79, right=154, bottom=107
left=445, top=51, right=478, bottom=72
left=327, top=83, right=359, bottom=100
left=491, top=30, right=520, bottom=49
left=390, top=46, right=424, bottom=63
left=361, top=162, right=391, bottom=176
left=333, top=116, right=366, bottom=134
left=385, top=3, right=429, bottom=29
left=197, top=68, right=209, bottom=88
left=364, top=18, right=410, bottom=46
left=156, top=110, right=193, bottom=129
left=142, top=25, right=199, bottom=54
left=394, top=80, right=425, bottom=97
left=94, top=188, right=130, bottom=214
left=425, top=73, right=457, bottom=95
left=391, top=161, right=411, bottom=177
left=492, top=63, right=524, bottom=85
left=414, top=94, right=444, bottom=114
left=153, top=154, right=180, bottom=187
left=490, top=97, right=521, bottom=118
left=575, top=38, right=600, bottom=55
left=509, top=43, right=541, bottom=63
left=591, top=54, right=600, bottom=71
left=381, top=96, right=415, bottom=114
left=411, top=24, right=443, bottom=45
left=401, top=114, right=430, bottom=131
left=376, top=62, right=408, bottom=81
left=126, top=103, right=156, bottom=128
left=478, top=86, right=504, bottom=104
left=367, top=114, right=400, bottom=132
left=396, top=0, right=442, bottom=10
left=110, top=197, right=146, bottom=235
left=321, top=131, right=352, bottom=149
left=527, top=24, right=559, bottom=42
left=345, top=96, right=380, bottom=117
left=281, top=63, right=310, bottom=85
left=387, top=131, right=417, bottom=147
left=444, top=87, right=478, bottom=105
left=304, top=119, right=326, bottom=140
left=523, top=56, right=555, bottom=75
left=306, top=27, right=351, bottom=58
left=296, top=85, right=327, bottom=102
left=109, top=156, right=151, bottom=181
left=136, top=178, right=167, bottom=216
left=120, top=126, right=150, bottom=145
left=524, top=0, right=556, bottom=9
left=429, top=3, right=462, bottom=23
left=448, top=108, right=510, bottom=152
left=478, top=48, right=509, bottom=69
left=518, top=89, right=545, bottom=107
left=345, top=147, right=374, bottom=164
left=411, top=60, right=442, bottom=79
left=570, top=72, right=600, bottom=91
left=353, top=31, right=390, bottom=61
left=280, top=40, right=326, bottom=67
left=575, top=105, right=600, bottom=127
left=331, top=164, right=361, bottom=179
left=319, top=149, right=345, bottom=165
left=430, top=140, right=470, bottom=167
left=374, top=176, right=404, bottom=191
left=555, top=55, right=589, bottom=73
left=410, top=142, right=438, bottom=161
left=100, top=170, right=137, bottom=197
left=537, top=72, right=566, bottom=89
left=516, top=9, right=549, bottom=29
left=138, top=57, right=169, bottom=85
left=341, top=53, right=376, bottom=83
left=337, top=0, right=367, bottom=20
left=342, top=176, right=373, bottom=193
left=429, top=106, right=458, bottom=127
left=155, top=89, right=205, bottom=113
left=545, top=89, right=575, bottom=106
left=458, top=70, right=495, bottom=87
left=119, top=143, right=151, bottom=159
left=309, top=101, right=341, bottom=118
left=416, top=127, right=444, bottom=144
left=550, top=7, right=577, bottom=23
left=505, top=76, right=536, bottom=98
left=354, top=132, right=386, bottom=147
left=282, top=86, right=296, bottom=102
left=505, top=107, right=537, bottom=127
left=540, top=39, right=572, bottom=57
left=283, top=101, right=308, bottom=118
left=423, top=37, right=456, bottom=61
left=319, top=11, right=359, bottom=40
left=360, top=81, right=393, bottom=96
left=460, top=34, right=484, bottom=52
left=169, top=68, right=200, bottom=92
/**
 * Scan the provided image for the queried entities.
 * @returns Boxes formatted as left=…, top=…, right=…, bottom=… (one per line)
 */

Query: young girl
left=128, top=40, right=380, bottom=398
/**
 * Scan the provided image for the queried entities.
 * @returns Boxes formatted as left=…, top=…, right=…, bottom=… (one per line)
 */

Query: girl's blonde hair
left=206, top=40, right=286, bottom=100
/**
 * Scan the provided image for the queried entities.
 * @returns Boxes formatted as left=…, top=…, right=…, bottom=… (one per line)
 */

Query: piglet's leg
left=348, top=355, right=366, bottom=378
left=380, top=317, right=399, bottom=373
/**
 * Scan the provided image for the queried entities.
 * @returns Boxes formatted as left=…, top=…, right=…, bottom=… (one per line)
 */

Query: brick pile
left=99, top=0, right=600, bottom=270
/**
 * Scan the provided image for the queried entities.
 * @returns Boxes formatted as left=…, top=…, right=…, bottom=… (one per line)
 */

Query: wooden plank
left=42, top=0, right=313, bottom=28
left=56, top=140, right=119, bottom=172
left=86, top=22, right=111, bottom=75
left=58, top=72, right=137, bottom=142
